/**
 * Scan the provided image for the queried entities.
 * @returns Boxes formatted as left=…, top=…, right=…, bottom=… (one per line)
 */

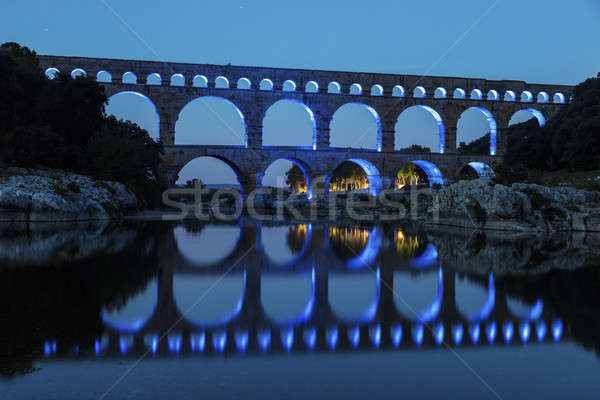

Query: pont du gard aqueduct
left=38, top=55, right=574, bottom=196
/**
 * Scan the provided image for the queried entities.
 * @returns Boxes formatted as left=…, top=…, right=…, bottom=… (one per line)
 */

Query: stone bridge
left=40, top=223, right=566, bottom=358
left=38, top=55, right=574, bottom=194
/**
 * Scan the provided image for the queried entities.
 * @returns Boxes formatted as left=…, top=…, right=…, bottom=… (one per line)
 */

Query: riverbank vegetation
left=0, top=42, right=164, bottom=207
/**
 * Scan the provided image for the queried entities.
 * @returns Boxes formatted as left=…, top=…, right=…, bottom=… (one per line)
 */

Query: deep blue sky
left=3, top=0, right=599, bottom=185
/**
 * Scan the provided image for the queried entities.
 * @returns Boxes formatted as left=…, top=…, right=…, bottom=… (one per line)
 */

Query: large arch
left=261, top=268, right=314, bottom=325
left=329, top=103, right=382, bottom=151
left=509, top=108, right=546, bottom=127
left=173, top=225, right=241, bottom=266
left=105, top=91, right=160, bottom=141
left=395, top=105, right=445, bottom=153
left=408, top=160, right=444, bottom=187
left=458, top=162, right=495, bottom=178
left=457, top=106, right=498, bottom=155
left=174, top=272, right=245, bottom=327
left=394, top=268, right=443, bottom=323
left=329, top=269, right=380, bottom=323
left=330, top=158, right=383, bottom=196
left=175, top=96, right=247, bottom=146
left=261, top=224, right=311, bottom=266
left=455, top=273, right=495, bottom=322
left=175, top=155, right=242, bottom=192
left=262, top=99, right=316, bottom=149
left=263, top=157, right=314, bottom=198
left=101, top=279, right=157, bottom=332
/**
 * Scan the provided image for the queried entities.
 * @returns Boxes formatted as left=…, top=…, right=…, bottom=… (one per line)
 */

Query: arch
left=263, top=157, right=314, bottom=198
left=175, top=96, right=247, bottom=146
left=261, top=268, right=314, bottom=325
left=106, top=91, right=160, bottom=141
left=262, top=99, right=317, bottom=150
left=121, top=71, right=136, bottom=84
left=510, top=108, right=546, bottom=127
left=453, top=88, right=466, bottom=99
left=459, top=162, right=495, bottom=178
left=413, top=86, right=426, bottom=98
left=147, top=73, right=162, bottom=85
left=434, top=87, right=447, bottom=98
left=504, top=90, right=516, bottom=102
left=456, top=273, right=495, bottom=322
left=173, top=225, right=241, bottom=266
left=521, top=90, right=533, bottom=103
left=175, top=156, right=242, bottom=191
left=470, top=89, right=483, bottom=100
left=331, top=158, right=383, bottom=196
left=349, top=83, right=362, bottom=95
left=410, top=243, right=439, bottom=269
left=457, top=106, right=498, bottom=155
left=215, top=76, right=230, bottom=89
left=174, top=272, right=245, bottom=327
left=328, top=81, right=341, bottom=94
left=261, top=223, right=312, bottom=265
left=553, top=92, right=565, bottom=104
left=71, top=68, right=86, bottom=78
left=329, top=102, right=382, bottom=151
left=537, top=91, right=549, bottom=103
left=392, top=85, right=405, bottom=97
left=507, top=297, right=543, bottom=321
left=394, top=268, right=443, bottom=323
left=193, top=74, right=208, bottom=88
left=45, top=67, right=60, bottom=79
left=260, top=78, right=274, bottom=90
left=410, top=160, right=444, bottom=187
left=282, top=79, right=297, bottom=91
left=487, top=90, right=499, bottom=101
left=237, top=77, right=251, bottom=89
left=370, top=84, right=384, bottom=96
left=329, top=269, right=380, bottom=323
left=395, top=105, right=445, bottom=153
left=346, top=226, right=382, bottom=269
left=101, top=279, right=157, bottom=332
left=305, top=80, right=319, bottom=93
left=170, top=73, right=185, bottom=86
left=96, top=70, right=112, bottom=83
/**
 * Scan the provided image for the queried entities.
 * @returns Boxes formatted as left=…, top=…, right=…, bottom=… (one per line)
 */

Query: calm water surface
left=1, top=221, right=600, bottom=399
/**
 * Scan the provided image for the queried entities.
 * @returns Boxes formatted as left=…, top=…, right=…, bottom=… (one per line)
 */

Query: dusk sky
left=3, top=0, right=599, bottom=186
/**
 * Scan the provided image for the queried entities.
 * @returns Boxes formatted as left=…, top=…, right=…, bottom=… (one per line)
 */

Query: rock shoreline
left=0, top=168, right=138, bottom=222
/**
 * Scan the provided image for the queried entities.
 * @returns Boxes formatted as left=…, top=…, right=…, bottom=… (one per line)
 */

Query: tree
left=396, top=164, right=423, bottom=187
left=285, top=164, right=306, bottom=192
left=399, top=144, right=432, bottom=153
left=457, top=133, right=490, bottom=155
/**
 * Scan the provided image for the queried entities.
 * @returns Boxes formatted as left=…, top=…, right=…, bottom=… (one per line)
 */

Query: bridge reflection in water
left=41, top=223, right=564, bottom=359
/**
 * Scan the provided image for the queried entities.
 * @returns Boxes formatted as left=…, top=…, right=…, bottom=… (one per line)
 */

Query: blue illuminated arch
left=101, top=279, right=157, bottom=332
left=513, top=108, right=546, bottom=127
left=410, top=160, right=444, bottom=187
left=237, top=77, right=251, bottom=89
left=464, top=161, right=495, bottom=178
left=410, top=243, right=438, bottom=269
left=347, top=226, right=382, bottom=269
left=330, top=103, right=382, bottom=151
left=176, top=96, right=247, bottom=146
left=395, top=268, right=444, bottom=323
left=173, top=224, right=242, bottom=267
left=329, top=268, right=381, bottom=323
left=339, top=158, right=384, bottom=196
left=106, top=91, right=160, bottom=141
left=71, top=68, right=86, bottom=78
left=261, top=268, right=315, bottom=326
left=261, top=222, right=312, bottom=264
left=459, top=107, right=498, bottom=155
left=262, top=99, right=317, bottom=150
left=96, top=70, right=112, bottom=83
left=508, top=298, right=543, bottom=321
left=45, top=67, right=60, bottom=79
left=174, top=272, right=246, bottom=328
left=122, top=71, right=137, bottom=84
left=397, top=105, right=445, bottom=153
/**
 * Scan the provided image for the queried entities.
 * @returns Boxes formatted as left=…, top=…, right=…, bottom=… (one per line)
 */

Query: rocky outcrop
left=427, top=226, right=600, bottom=276
left=433, top=179, right=600, bottom=232
left=0, top=168, right=138, bottom=222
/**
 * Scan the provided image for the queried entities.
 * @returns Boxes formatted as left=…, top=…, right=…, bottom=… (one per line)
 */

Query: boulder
left=0, top=168, right=138, bottom=222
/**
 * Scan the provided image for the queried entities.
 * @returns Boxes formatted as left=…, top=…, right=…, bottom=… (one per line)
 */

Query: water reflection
left=2, top=220, right=600, bottom=380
